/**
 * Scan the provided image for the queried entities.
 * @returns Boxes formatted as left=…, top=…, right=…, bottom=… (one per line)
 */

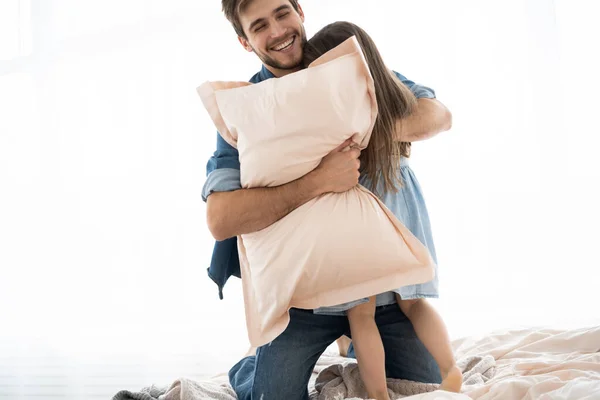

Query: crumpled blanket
left=313, top=354, right=495, bottom=399
left=112, top=374, right=236, bottom=400
left=112, top=326, right=600, bottom=399
left=457, top=355, right=496, bottom=386
left=112, top=353, right=493, bottom=400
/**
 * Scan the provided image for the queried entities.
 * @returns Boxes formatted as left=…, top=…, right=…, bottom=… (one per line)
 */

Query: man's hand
left=310, top=138, right=361, bottom=194
left=206, top=138, right=362, bottom=241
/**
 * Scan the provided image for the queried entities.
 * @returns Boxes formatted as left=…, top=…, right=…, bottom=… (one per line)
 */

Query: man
left=203, top=1, right=452, bottom=398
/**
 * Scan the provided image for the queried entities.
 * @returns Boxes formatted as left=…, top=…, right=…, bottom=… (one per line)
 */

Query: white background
left=0, top=0, right=599, bottom=398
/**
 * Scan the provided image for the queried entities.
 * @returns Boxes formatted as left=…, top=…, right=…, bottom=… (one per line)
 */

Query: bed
left=112, top=325, right=600, bottom=400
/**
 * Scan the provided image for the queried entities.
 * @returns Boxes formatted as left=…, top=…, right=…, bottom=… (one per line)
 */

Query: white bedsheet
left=455, top=325, right=600, bottom=399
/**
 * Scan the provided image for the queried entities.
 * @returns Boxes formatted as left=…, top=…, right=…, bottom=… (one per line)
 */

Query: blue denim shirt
left=202, top=65, right=436, bottom=300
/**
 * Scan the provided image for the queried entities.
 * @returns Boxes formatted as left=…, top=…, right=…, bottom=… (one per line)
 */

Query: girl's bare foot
left=336, top=335, right=352, bottom=357
left=440, top=365, right=463, bottom=393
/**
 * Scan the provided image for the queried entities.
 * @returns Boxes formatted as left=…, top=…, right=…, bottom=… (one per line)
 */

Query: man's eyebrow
left=248, top=5, right=292, bottom=31
left=273, top=4, right=292, bottom=14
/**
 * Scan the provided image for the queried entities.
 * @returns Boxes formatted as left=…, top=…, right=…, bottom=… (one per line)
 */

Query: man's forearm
left=206, top=172, right=322, bottom=241
left=396, top=98, right=452, bottom=142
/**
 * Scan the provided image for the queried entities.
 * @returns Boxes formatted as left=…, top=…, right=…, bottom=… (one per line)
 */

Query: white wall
left=1, top=0, right=598, bottom=395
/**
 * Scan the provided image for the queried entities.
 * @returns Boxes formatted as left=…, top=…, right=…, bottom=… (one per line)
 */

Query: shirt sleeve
left=202, top=132, right=242, bottom=202
left=392, top=71, right=436, bottom=99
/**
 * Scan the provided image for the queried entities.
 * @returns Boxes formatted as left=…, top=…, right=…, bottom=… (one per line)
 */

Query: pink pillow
left=198, top=37, right=435, bottom=347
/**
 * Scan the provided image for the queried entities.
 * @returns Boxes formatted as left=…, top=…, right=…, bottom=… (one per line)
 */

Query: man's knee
left=229, top=356, right=256, bottom=400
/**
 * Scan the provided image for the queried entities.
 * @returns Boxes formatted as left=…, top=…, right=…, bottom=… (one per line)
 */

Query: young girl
left=303, top=22, right=462, bottom=399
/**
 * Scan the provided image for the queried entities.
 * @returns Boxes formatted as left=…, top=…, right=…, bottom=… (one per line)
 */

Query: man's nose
left=269, top=21, right=287, bottom=40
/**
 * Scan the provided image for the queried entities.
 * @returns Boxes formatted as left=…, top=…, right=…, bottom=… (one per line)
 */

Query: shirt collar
left=258, top=65, right=276, bottom=81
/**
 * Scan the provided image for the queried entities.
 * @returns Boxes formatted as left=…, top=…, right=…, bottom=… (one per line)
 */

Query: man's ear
left=238, top=36, right=253, bottom=53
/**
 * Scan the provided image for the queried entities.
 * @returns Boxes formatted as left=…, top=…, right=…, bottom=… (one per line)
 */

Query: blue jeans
left=228, top=305, right=441, bottom=400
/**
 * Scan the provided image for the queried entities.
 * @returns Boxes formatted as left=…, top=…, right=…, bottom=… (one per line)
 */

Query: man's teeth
left=273, top=37, right=294, bottom=51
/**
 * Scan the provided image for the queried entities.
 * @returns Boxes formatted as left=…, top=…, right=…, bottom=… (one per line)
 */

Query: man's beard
left=253, top=27, right=308, bottom=71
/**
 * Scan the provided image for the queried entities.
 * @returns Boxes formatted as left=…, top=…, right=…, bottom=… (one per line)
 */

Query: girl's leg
left=396, top=294, right=462, bottom=393
left=347, top=297, right=391, bottom=400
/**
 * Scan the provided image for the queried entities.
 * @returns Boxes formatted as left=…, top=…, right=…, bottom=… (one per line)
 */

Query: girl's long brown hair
left=303, top=21, right=417, bottom=193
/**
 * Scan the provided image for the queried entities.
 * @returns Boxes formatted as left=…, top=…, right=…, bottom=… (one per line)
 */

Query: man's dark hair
left=221, top=0, right=301, bottom=38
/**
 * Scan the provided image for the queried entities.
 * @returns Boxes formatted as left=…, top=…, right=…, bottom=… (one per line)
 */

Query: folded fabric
left=198, top=36, right=435, bottom=347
